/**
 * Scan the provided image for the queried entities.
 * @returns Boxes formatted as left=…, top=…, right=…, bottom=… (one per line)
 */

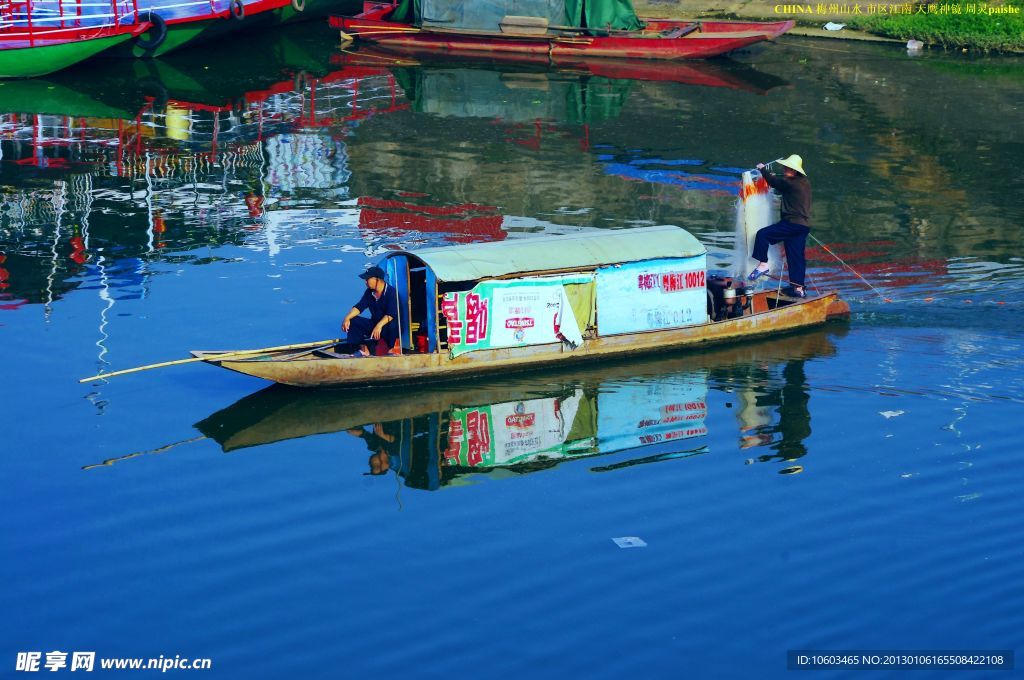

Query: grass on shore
left=847, top=1, right=1024, bottom=52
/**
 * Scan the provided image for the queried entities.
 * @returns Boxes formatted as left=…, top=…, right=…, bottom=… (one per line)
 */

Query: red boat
left=329, top=0, right=794, bottom=62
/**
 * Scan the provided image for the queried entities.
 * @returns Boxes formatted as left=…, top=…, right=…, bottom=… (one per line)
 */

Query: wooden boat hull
left=329, top=8, right=794, bottom=61
left=194, top=292, right=850, bottom=388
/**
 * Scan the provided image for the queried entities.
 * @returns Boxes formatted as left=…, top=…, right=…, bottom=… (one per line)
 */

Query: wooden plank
left=500, top=15, right=550, bottom=36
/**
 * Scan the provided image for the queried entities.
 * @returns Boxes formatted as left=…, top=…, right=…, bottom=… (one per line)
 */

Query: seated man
left=341, top=265, right=401, bottom=356
left=747, top=154, right=811, bottom=298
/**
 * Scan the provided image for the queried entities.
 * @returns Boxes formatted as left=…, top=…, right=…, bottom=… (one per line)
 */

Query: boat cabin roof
left=388, top=225, right=705, bottom=282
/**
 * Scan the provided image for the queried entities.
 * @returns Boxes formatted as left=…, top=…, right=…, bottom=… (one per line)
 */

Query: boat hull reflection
left=336, top=45, right=789, bottom=95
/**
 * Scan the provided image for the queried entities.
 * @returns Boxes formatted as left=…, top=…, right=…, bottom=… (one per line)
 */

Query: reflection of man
left=346, top=423, right=397, bottom=475
left=734, top=360, right=812, bottom=470
left=341, top=265, right=400, bottom=357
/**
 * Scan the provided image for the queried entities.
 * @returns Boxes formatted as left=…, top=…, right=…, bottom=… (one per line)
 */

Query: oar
left=78, top=338, right=342, bottom=383
left=340, top=28, right=421, bottom=42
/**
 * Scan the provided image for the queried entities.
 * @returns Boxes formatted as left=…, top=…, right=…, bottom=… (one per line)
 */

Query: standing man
left=747, top=154, right=811, bottom=298
left=342, top=265, right=401, bottom=357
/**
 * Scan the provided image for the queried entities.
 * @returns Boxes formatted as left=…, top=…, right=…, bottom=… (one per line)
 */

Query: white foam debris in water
left=612, top=537, right=647, bottom=549
left=880, top=410, right=905, bottom=419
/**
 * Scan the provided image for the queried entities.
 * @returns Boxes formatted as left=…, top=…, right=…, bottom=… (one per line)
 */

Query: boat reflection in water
left=194, top=329, right=842, bottom=489
left=340, top=45, right=789, bottom=96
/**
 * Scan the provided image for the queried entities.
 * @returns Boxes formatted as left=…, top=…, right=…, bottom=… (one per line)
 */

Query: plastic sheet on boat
left=441, top=275, right=587, bottom=357
left=420, top=0, right=567, bottom=32
left=595, top=255, right=707, bottom=336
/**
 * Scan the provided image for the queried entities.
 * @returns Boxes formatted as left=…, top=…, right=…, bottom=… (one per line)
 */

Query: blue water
left=2, top=27, right=1023, bottom=678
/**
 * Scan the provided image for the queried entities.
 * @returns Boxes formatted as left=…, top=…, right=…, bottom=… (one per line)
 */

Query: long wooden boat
left=193, top=226, right=850, bottom=387
left=328, top=1, right=794, bottom=62
left=0, top=1, right=152, bottom=78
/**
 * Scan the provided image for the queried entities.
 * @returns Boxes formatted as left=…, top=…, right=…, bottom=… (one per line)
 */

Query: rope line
left=809, top=234, right=891, bottom=301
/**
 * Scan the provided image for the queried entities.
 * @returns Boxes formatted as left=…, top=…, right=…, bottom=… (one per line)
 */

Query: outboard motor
left=707, top=276, right=752, bottom=321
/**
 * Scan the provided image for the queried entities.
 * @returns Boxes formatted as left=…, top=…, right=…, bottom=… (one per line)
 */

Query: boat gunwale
left=194, top=291, right=848, bottom=387
left=330, top=10, right=796, bottom=59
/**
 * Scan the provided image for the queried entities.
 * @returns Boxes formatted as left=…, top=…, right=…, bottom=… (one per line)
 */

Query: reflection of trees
left=792, top=46, right=1024, bottom=261
left=343, top=50, right=1024, bottom=264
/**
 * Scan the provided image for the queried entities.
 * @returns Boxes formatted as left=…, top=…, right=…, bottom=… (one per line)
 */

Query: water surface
left=2, top=26, right=1022, bottom=678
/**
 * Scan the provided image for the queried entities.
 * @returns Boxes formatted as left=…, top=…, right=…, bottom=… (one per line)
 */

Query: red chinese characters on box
left=663, top=401, right=707, bottom=414
left=639, top=427, right=707, bottom=444
left=637, top=273, right=659, bottom=290
left=442, top=293, right=463, bottom=344
left=443, top=417, right=465, bottom=463
left=637, top=270, right=706, bottom=292
left=464, top=292, right=489, bottom=345
left=465, top=409, right=491, bottom=466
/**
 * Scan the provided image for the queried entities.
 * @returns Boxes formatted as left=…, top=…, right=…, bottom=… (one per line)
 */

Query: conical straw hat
left=777, top=154, right=806, bottom=176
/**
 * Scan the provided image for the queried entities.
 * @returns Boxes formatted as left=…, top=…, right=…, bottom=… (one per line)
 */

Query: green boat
left=0, top=26, right=148, bottom=79
left=102, top=0, right=301, bottom=59
left=272, top=0, right=362, bottom=26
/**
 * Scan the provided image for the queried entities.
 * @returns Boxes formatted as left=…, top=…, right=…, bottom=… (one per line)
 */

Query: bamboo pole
left=340, top=28, right=421, bottom=40
left=346, top=24, right=421, bottom=31
left=78, top=338, right=342, bottom=383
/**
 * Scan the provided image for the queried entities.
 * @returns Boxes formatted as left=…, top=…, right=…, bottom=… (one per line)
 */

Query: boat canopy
left=391, top=0, right=643, bottom=32
left=388, top=226, right=705, bottom=282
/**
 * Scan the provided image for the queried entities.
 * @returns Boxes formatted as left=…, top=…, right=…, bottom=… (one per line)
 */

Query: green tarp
left=565, top=0, right=641, bottom=31
left=394, top=0, right=642, bottom=33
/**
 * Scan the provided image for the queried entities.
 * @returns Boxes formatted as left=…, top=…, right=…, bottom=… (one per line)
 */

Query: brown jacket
left=760, top=168, right=812, bottom=226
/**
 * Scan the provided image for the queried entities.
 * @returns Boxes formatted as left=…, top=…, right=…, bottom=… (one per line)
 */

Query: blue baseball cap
left=358, top=265, right=387, bottom=281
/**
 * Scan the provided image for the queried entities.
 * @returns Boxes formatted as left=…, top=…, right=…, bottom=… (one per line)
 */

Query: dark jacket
left=355, top=282, right=399, bottom=327
left=760, top=168, right=812, bottom=227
